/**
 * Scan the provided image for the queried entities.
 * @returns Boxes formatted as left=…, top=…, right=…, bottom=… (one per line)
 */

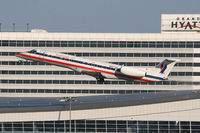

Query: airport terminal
left=0, top=14, right=200, bottom=132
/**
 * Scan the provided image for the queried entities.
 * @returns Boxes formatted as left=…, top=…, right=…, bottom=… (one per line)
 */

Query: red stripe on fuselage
left=17, top=53, right=155, bottom=82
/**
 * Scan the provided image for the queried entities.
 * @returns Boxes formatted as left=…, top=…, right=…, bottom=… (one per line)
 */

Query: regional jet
left=16, top=49, right=179, bottom=83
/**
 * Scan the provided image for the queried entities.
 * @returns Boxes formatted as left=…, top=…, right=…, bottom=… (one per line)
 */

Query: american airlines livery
left=16, top=49, right=179, bottom=83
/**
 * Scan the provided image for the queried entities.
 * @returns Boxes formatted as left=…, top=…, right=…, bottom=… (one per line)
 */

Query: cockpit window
left=29, top=49, right=37, bottom=53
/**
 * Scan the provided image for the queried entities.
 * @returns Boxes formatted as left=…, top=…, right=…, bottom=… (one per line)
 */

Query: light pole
left=59, top=97, right=77, bottom=133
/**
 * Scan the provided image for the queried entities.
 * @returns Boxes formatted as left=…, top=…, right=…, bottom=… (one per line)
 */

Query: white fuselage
left=16, top=49, right=165, bottom=82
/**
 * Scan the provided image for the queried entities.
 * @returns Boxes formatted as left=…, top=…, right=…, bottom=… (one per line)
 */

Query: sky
left=0, top=0, right=199, bottom=33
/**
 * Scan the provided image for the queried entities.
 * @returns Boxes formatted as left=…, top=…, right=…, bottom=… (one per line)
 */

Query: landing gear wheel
left=17, top=60, right=23, bottom=65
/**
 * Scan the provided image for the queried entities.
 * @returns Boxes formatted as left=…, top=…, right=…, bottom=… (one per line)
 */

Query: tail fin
left=156, top=59, right=180, bottom=78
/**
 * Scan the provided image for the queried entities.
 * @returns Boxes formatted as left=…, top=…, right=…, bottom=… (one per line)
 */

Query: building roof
left=0, top=30, right=200, bottom=41
left=0, top=90, right=200, bottom=113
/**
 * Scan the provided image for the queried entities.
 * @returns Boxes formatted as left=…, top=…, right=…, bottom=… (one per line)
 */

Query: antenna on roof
left=26, top=23, right=29, bottom=32
left=12, top=23, right=15, bottom=32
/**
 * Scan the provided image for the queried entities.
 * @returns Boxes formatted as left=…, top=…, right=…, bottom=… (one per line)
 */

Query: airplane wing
left=82, top=71, right=104, bottom=80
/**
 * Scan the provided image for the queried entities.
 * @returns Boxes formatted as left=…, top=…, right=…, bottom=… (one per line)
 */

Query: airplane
left=16, top=49, right=179, bottom=83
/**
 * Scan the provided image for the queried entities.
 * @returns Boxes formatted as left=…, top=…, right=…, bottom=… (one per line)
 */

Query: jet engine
left=120, top=66, right=146, bottom=77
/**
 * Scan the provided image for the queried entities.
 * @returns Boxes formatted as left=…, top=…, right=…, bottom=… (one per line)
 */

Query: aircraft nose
left=16, top=52, right=20, bottom=56
left=16, top=52, right=24, bottom=57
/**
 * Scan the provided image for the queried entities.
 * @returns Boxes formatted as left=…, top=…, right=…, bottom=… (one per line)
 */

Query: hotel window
left=157, top=42, right=163, bottom=48
left=194, top=42, right=200, bottom=48
left=105, top=41, right=111, bottom=47
left=112, top=53, right=118, bottom=57
left=141, top=53, right=148, bottom=57
left=46, top=41, right=52, bottom=47
left=149, top=53, right=155, bottom=57
left=186, top=53, right=193, bottom=57
left=134, top=42, right=141, bottom=48
left=82, top=53, right=89, bottom=56
left=83, top=41, right=89, bottom=47
left=127, top=53, right=133, bottom=57
left=68, top=41, right=74, bottom=47
left=112, top=41, right=119, bottom=48
left=164, top=42, right=170, bottom=48
left=61, top=41, right=67, bottom=47
left=119, top=53, right=126, bottom=57
left=2, top=40, right=8, bottom=46
left=90, top=41, right=97, bottom=47
left=39, top=41, right=45, bottom=47
left=24, top=41, right=31, bottom=47
left=98, top=41, right=104, bottom=47
left=127, top=42, right=133, bottom=48
left=17, top=41, right=23, bottom=47
left=186, top=42, right=193, bottom=48
left=54, top=41, right=60, bottom=47
left=142, top=42, right=148, bottom=47
left=156, top=53, right=162, bottom=57
left=179, top=42, right=185, bottom=48
left=149, top=42, right=156, bottom=48
left=172, top=42, right=178, bottom=48
left=10, top=40, right=16, bottom=47
left=120, top=41, right=126, bottom=47
left=32, top=41, right=38, bottom=47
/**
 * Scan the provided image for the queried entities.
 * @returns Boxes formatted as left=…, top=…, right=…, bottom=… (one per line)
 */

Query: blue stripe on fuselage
left=145, top=74, right=164, bottom=80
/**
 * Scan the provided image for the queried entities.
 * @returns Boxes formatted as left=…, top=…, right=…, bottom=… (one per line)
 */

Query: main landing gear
left=17, top=60, right=23, bottom=65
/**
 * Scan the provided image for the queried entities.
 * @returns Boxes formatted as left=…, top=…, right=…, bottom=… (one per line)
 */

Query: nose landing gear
left=17, top=60, right=32, bottom=65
